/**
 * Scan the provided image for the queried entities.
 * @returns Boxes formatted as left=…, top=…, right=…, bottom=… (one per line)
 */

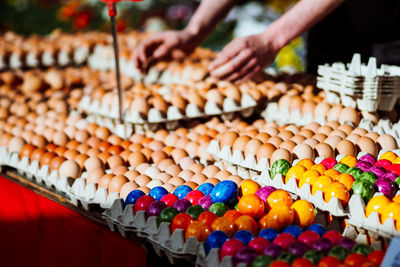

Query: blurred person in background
left=133, top=0, right=400, bottom=83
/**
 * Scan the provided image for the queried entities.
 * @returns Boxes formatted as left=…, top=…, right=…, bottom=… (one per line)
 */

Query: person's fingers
left=210, top=49, right=252, bottom=78
left=153, top=42, right=172, bottom=59
left=225, top=57, right=258, bottom=82
left=209, top=40, right=244, bottom=70
left=235, top=65, right=262, bottom=84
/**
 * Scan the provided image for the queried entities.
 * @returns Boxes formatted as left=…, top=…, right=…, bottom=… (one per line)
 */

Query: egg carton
left=78, top=93, right=257, bottom=127
left=103, top=199, right=202, bottom=265
left=0, top=45, right=92, bottom=70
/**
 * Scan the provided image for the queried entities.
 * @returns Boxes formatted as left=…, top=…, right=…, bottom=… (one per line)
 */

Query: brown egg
left=168, top=176, right=185, bottom=187
left=128, top=152, right=146, bottom=167
left=87, top=168, right=105, bottom=184
left=52, top=131, right=68, bottom=147
left=329, top=130, right=347, bottom=139
left=314, top=102, right=331, bottom=117
left=153, top=129, right=169, bottom=141
left=301, top=101, right=316, bottom=115
left=95, top=127, right=110, bottom=140
left=165, top=164, right=182, bottom=176
left=278, top=131, right=294, bottom=141
left=285, top=125, right=300, bottom=135
left=279, top=140, right=296, bottom=152
left=178, top=170, right=194, bottom=181
left=39, top=152, right=56, bottom=167
left=298, top=129, right=314, bottom=138
left=59, top=160, right=81, bottom=178
left=292, top=144, right=315, bottom=160
left=86, top=136, right=101, bottom=148
left=290, top=135, right=306, bottom=145
left=54, top=146, right=67, bottom=157
left=336, top=140, right=357, bottom=156
left=156, top=173, right=172, bottom=184
left=66, top=140, right=79, bottom=150
left=190, top=173, right=207, bottom=184
left=244, top=139, right=263, bottom=156
left=107, top=135, right=122, bottom=146
left=270, top=148, right=292, bottom=164
left=232, top=135, right=251, bottom=152
left=84, top=157, right=104, bottom=172
left=204, top=178, right=220, bottom=185
left=136, top=163, right=151, bottom=175
left=267, top=136, right=283, bottom=148
left=256, top=143, right=276, bottom=161
left=361, top=111, right=380, bottom=124
left=351, top=128, right=368, bottom=136
left=119, top=182, right=139, bottom=199
left=303, top=138, right=319, bottom=148
left=63, top=149, right=79, bottom=160
left=183, top=181, right=198, bottom=190
left=202, top=165, right=220, bottom=178
left=19, top=144, right=36, bottom=160
left=377, top=134, right=398, bottom=150
left=255, top=132, right=270, bottom=143
left=31, top=148, right=46, bottom=162
left=365, top=132, right=379, bottom=140
left=140, top=148, right=153, bottom=160
left=106, top=145, right=123, bottom=155
left=263, top=127, right=279, bottom=137
left=179, top=157, right=195, bottom=170
left=227, top=175, right=243, bottom=185
left=220, top=131, right=239, bottom=149
left=124, top=170, right=140, bottom=182
left=214, top=170, right=231, bottom=180
left=312, top=133, right=327, bottom=143
left=324, top=136, right=343, bottom=149
left=150, top=150, right=167, bottom=164
left=314, top=143, right=334, bottom=158
left=148, top=140, right=164, bottom=151
left=317, top=125, right=333, bottom=136
left=31, top=135, right=46, bottom=148
left=337, top=124, right=354, bottom=135
left=76, top=144, right=90, bottom=154
left=134, top=174, right=151, bottom=187
left=162, top=183, right=175, bottom=193
left=289, top=95, right=303, bottom=111
left=98, top=152, right=111, bottom=164
left=108, top=175, right=129, bottom=193
left=189, top=163, right=204, bottom=174
left=73, top=154, right=88, bottom=169
left=138, top=186, right=151, bottom=194
left=357, top=137, right=378, bottom=157
left=346, top=134, right=361, bottom=144
left=50, top=156, right=66, bottom=172
left=325, top=121, right=340, bottom=129
left=98, top=141, right=111, bottom=152
left=0, top=133, right=12, bottom=146
left=339, top=107, right=360, bottom=125
left=113, top=165, right=128, bottom=175
left=98, top=174, right=114, bottom=188
left=171, top=148, right=188, bottom=163
left=87, top=148, right=100, bottom=157
left=158, top=158, right=175, bottom=171
left=327, top=105, right=342, bottom=121
left=119, top=140, right=132, bottom=150
left=74, top=130, right=89, bottom=143
left=45, top=144, right=58, bottom=153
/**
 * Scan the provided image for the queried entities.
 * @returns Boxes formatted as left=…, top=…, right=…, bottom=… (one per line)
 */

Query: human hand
left=132, top=30, right=200, bottom=73
left=209, top=33, right=281, bottom=83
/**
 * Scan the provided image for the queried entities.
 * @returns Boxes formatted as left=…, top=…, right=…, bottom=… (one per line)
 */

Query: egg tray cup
left=78, top=93, right=258, bottom=127
left=0, top=45, right=93, bottom=70
left=342, top=222, right=390, bottom=249
left=103, top=198, right=203, bottom=265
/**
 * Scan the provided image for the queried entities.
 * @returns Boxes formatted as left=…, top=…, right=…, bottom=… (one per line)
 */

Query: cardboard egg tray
left=343, top=223, right=391, bottom=248
left=77, top=93, right=257, bottom=127
left=262, top=102, right=400, bottom=140
left=317, top=53, right=400, bottom=112
left=102, top=199, right=202, bottom=265
left=0, top=45, right=93, bottom=70
left=0, top=147, right=76, bottom=196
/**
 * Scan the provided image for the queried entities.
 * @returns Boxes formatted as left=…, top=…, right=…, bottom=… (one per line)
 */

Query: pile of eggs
left=214, top=119, right=398, bottom=165
left=271, top=152, right=400, bottom=207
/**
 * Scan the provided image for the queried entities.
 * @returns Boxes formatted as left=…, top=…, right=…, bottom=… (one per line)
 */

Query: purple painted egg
left=234, top=247, right=259, bottom=265
left=382, top=172, right=399, bottom=182
left=355, top=161, right=372, bottom=172
left=197, top=196, right=213, bottom=210
left=359, top=154, right=376, bottom=165
left=369, top=166, right=386, bottom=178
left=288, top=241, right=309, bottom=257
left=172, top=199, right=192, bottom=212
left=375, top=178, right=397, bottom=198
left=338, top=237, right=356, bottom=250
left=311, top=238, right=333, bottom=255
left=147, top=201, right=167, bottom=217
left=263, top=244, right=283, bottom=259
left=255, top=186, right=276, bottom=203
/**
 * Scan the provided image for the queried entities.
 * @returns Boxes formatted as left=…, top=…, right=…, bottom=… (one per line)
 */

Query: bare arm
left=132, top=0, right=236, bottom=72
left=210, top=0, right=344, bottom=82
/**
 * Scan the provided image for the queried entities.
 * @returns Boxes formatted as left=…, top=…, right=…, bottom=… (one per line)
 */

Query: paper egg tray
left=103, top=199, right=201, bottom=265
left=343, top=223, right=391, bottom=248
left=317, top=54, right=400, bottom=112
left=261, top=102, right=400, bottom=139
left=0, top=45, right=92, bottom=70
left=78, top=94, right=257, bottom=127
left=0, top=146, right=75, bottom=197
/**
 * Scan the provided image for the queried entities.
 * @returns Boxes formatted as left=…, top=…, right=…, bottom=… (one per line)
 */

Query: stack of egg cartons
left=317, top=53, right=400, bottom=112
